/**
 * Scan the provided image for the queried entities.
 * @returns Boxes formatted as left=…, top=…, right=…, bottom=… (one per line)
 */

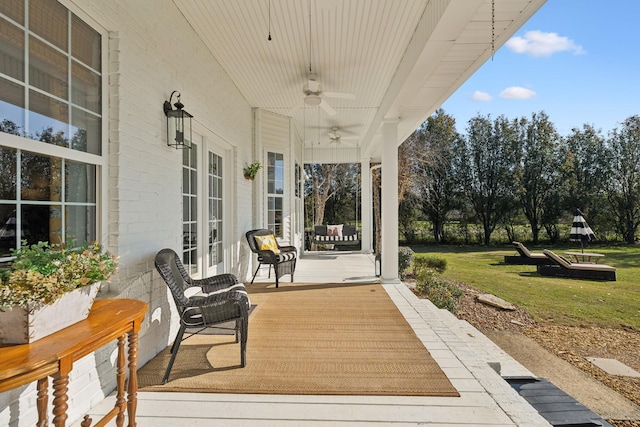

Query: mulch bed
left=430, top=279, right=640, bottom=427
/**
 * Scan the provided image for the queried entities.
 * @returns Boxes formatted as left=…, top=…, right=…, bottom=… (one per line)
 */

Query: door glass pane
left=208, top=151, right=222, bottom=269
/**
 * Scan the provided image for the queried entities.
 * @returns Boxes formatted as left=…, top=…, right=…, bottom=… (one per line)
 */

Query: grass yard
left=410, top=244, right=640, bottom=330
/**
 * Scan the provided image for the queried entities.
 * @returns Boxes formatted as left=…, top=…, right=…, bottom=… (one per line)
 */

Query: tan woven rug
left=138, top=282, right=459, bottom=396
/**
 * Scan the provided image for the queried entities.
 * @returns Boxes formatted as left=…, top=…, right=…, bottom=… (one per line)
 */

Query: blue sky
left=441, top=1, right=640, bottom=136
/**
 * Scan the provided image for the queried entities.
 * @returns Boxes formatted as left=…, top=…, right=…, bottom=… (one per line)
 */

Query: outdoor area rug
left=138, top=282, right=459, bottom=397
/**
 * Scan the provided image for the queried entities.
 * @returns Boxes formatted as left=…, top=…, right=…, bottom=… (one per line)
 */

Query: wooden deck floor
left=74, top=252, right=550, bottom=426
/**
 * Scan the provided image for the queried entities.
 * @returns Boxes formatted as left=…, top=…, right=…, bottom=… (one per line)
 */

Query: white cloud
left=506, top=30, right=585, bottom=57
left=471, top=90, right=493, bottom=102
left=471, top=91, right=492, bottom=101
left=500, top=86, right=536, bottom=99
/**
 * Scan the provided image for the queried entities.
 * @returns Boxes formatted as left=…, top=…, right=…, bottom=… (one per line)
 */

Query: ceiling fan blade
left=319, top=99, right=336, bottom=116
left=323, top=91, right=356, bottom=100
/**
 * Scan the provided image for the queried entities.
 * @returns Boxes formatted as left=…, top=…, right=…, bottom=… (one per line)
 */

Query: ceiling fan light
left=304, top=94, right=322, bottom=106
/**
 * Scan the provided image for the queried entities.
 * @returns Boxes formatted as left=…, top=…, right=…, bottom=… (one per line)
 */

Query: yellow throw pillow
left=255, top=234, right=280, bottom=254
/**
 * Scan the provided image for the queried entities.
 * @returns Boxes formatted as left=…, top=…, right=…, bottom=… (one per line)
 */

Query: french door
left=182, top=132, right=226, bottom=278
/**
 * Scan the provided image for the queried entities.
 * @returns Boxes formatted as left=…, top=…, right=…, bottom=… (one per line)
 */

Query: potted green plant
left=243, top=161, right=262, bottom=180
left=0, top=240, right=118, bottom=344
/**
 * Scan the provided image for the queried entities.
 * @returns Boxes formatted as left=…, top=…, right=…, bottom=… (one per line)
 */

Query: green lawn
left=410, top=244, right=640, bottom=330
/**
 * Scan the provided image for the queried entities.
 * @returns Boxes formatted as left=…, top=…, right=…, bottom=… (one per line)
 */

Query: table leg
left=52, top=374, right=69, bottom=427
left=127, top=330, right=139, bottom=427
left=116, top=334, right=126, bottom=427
left=36, top=377, right=48, bottom=427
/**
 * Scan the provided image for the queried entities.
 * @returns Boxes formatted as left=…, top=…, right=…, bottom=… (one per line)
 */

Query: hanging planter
left=243, top=161, right=262, bottom=180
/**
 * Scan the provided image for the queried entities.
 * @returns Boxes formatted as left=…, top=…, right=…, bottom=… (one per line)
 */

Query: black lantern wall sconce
left=163, top=91, right=193, bottom=149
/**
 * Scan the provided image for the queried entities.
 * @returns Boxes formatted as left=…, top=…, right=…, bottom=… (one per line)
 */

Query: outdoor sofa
left=537, top=249, right=617, bottom=281
left=312, top=224, right=360, bottom=250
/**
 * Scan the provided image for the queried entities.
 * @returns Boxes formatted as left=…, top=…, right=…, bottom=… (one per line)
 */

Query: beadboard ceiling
left=173, top=0, right=545, bottom=160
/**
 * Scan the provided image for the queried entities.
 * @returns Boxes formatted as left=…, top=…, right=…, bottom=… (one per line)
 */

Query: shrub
left=398, top=246, right=414, bottom=279
left=414, top=270, right=462, bottom=313
left=413, top=255, right=447, bottom=275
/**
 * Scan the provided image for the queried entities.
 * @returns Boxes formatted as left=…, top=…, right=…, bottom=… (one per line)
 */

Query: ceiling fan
left=328, top=126, right=358, bottom=144
left=302, top=74, right=355, bottom=116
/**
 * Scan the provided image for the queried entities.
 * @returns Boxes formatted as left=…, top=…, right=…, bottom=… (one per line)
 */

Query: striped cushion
left=314, top=234, right=359, bottom=242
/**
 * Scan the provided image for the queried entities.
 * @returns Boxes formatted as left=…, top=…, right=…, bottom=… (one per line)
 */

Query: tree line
left=400, top=109, right=640, bottom=245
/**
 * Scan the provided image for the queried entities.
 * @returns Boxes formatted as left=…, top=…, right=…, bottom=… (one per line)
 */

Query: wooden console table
left=0, top=298, right=148, bottom=427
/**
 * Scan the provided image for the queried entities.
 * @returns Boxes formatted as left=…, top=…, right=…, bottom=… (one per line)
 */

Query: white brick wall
left=0, top=1, right=258, bottom=426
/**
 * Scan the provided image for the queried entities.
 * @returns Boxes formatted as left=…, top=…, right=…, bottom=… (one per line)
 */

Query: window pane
left=71, top=62, right=100, bottom=113
left=71, top=14, right=100, bottom=70
left=0, top=77, right=25, bottom=135
left=28, top=90, right=68, bottom=143
left=0, top=18, right=25, bottom=80
left=0, top=204, right=18, bottom=257
left=71, top=107, right=100, bottom=154
left=29, top=36, right=68, bottom=99
left=29, top=0, right=67, bottom=51
left=65, top=205, right=95, bottom=245
left=22, top=204, right=62, bottom=244
left=0, top=146, right=17, bottom=199
left=65, top=160, right=95, bottom=203
left=21, top=151, right=61, bottom=201
left=0, top=0, right=25, bottom=25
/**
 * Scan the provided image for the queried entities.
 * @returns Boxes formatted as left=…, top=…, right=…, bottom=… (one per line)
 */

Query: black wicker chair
left=154, top=248, right=249, bottom=383
left=245, top=229, right=297, bottom=288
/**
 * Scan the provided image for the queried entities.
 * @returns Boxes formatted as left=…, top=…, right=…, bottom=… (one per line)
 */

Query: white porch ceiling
left=174, top=0, right=545, bottom=161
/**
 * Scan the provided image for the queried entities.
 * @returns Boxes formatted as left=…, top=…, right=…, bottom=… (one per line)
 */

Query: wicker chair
left=154, top=248, right=249, bottom=383
left=245, top=229, right=297, bottom=288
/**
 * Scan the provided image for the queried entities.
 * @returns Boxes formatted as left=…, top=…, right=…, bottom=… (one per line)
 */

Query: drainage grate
left=505, top=376, right=613, bottom=427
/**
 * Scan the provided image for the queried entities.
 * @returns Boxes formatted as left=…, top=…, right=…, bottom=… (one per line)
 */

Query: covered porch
left=78, top=253, right=549, bottom=426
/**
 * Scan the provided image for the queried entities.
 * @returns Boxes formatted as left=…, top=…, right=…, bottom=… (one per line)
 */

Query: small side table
left=0, top=298, right=147, bottom=427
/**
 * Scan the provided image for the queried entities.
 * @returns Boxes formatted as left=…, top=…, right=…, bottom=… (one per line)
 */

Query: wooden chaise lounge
left=537, top=249, right=616, bottom=281
left=504, top=241, right=551, bottom=265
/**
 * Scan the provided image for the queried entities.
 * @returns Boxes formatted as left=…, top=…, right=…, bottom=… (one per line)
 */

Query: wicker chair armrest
left=197, top=273, right=239, bottom=293
left=256, top=249, right=280, bottom=262
left=188, top=288, right=249, bottom=307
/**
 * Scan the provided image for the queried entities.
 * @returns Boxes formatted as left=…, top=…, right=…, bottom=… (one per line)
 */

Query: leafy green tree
left=560, top=124, right=608, bottom=230
left=410, top=109, right=461, bottom=244
left=455, top=114, right=520, bottom=245
left=517, top=112, right=563, bottom=244
left=605, top=115, right=640, bottom=244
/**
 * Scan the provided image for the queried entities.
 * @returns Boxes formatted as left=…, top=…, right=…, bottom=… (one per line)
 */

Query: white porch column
left=381, top=120, right=400, bottom=283
left=360, top=158, right=372, bottom=253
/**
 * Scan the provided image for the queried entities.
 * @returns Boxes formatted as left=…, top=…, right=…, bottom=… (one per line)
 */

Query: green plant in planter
left=0, top=240, right=118, bottom=310
left=243, top=161, right=262, bottom=180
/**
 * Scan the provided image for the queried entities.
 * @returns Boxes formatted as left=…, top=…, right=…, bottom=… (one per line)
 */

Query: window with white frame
left=182, top=145, right=198, bottom=275
left=0, top=0, right=103, bottom=259
left=267, top=152, right=284, bottom=237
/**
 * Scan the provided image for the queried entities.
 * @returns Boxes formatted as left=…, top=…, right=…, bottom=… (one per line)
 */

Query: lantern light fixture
left=163, top=91, right=193, bottom=149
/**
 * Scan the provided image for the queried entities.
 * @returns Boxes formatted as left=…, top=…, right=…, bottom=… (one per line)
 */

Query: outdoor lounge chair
left=245, top=229, right=297, bottom=288
left=537, top=249, right=617, bottom=281
left=154, top=248, right=249, bottom=383
left=504, top=241, right=551, bottom=265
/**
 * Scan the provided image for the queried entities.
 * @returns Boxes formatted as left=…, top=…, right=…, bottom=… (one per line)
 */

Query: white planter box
left=0, top=282, right=101, bottom=345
